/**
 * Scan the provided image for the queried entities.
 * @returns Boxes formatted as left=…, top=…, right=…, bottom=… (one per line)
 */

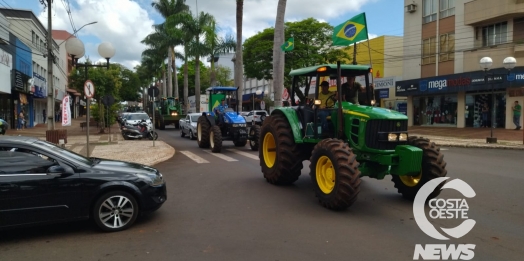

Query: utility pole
left=46, top=0, right=55, bottom=130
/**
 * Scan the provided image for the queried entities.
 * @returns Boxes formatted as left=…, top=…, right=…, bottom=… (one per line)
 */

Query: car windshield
left=191, top=115, right=199, bottom=121
left=127, top=114, right=149, bottom=121
left=34, top=140, right=92, bottom=165
left=256, top=111, right=267, bottom=115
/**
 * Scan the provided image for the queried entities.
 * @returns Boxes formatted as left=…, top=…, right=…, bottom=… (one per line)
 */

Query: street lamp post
left=252, top=90, right=262, bottom=111
left=65, top=38, right=116, bottom=157
left=479, top=56, right=517, bottom=144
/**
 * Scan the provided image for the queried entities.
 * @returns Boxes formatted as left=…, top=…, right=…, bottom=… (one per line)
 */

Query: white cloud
left=38, top=0, right=155, bottom=70
left=36, top=0, right=377, bottom=70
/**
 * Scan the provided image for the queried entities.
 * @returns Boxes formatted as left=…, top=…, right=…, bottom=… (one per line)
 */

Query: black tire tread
left=259, top=114, right=303, bottom=185
left=309, top=139, right=361, bottom=211
left=391, top=136, right=448, bottom=200
left=250, top=125, right=261, bottom=151
left=197, top=116, right=210, bottom=148
left=210, top=125, right=222, bottom=153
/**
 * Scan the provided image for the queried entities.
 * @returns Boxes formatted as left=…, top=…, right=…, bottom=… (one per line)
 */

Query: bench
left=80, top=120, right=99, bottom=130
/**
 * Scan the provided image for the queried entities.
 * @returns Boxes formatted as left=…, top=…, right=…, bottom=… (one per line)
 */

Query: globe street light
left=66, top=39, right=116, bottom=157
left=479, top=56, right=517, bottom=144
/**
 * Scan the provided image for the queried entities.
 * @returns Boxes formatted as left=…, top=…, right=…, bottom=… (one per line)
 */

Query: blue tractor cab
left=196, top=87, right=260, bottom=153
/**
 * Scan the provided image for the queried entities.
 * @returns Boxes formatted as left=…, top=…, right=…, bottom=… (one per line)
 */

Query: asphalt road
left=1, top=127, right=523, bottom=261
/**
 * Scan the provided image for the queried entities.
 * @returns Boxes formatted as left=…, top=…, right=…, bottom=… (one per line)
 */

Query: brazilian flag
left=332, top=12, right=368, bottom=46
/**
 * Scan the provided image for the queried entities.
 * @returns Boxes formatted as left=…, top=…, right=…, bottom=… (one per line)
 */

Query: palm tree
left=235, top=0, right=244, bottom=104
left=167, top=11, right=216, bottom=113
left=272, top=0, right=287, bottom=107
left=151, top=0, right=189, bottom=98
left=206, top=21, right=236, bottom=87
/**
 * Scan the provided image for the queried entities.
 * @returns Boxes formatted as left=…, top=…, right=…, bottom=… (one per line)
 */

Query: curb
left=149, top=142, right=176, bottom=166
left=433, top=142, right=524, bottom=150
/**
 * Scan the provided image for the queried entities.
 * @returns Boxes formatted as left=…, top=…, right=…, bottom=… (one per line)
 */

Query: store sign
left=373, top=76, right=396, bottom=90
left=378, top=89, right=389, bottom=98
left=13, top=70, right=24, bottom=89
left=419, top=77, right=471, bottom=92
left=396, top=83, right=418, bottom=93
left=508, top=88, right=524, bottom=97
left=471, top=75, right=504, bottom=84
left=32, top=73, right=47, bottom=98
left=0, top=49, right=12, bottom=94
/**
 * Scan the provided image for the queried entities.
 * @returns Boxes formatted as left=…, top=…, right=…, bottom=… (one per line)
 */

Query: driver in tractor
left=214, top=99, right=228, bottom=125
left=317, top=81, right=337, bottom=133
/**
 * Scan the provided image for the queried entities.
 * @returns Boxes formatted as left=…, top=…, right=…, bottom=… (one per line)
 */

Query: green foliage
left=68, top=62, right=123, bottom=101
left=119, top=68, right=142, bottom=101
left=176, top=60, right=209, bottom=97
left=243, top=18, right=353, bottom=86
left=89, top=102, right=120, bottom=128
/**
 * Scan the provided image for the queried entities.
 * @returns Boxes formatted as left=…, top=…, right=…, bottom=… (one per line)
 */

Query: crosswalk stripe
left=179, top=151, right=210, bottom=163
left=227, top=149, right=259, bottom=160
left=203, top=150, right=238, bottom=161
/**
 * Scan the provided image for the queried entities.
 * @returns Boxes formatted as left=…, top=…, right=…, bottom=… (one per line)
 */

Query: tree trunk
left=210, top=55, right=217, bottom=87
left=162, top=70, right=167, bottom=97
left=167, top=48, right=173, bottom=97
left=184, top=53, right=189, bottom=113
left=171, top=46, right=179, bottom=99
left=195, top=55, right=201, bottom=113
left=272, top=0, right=287, bottom=107
left=235, top=0, right=244, bottom=110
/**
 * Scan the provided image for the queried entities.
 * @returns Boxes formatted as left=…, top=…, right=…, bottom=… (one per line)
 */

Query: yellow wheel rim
left=316, top=156, right=335, bottom=194
left=263, top=132, right=276, bottom=168
left=399, top=172, right=423, bottom=187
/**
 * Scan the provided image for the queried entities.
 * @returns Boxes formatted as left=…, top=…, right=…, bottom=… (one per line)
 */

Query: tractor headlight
left=171, top=112, right=178, bottom=116
left=387, top=133, right=398, bottom=141
left=398, top=133, right=408, bottom=141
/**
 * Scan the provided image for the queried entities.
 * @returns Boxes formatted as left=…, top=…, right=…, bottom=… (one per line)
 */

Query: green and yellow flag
left=281, top=37, right=294, bottom=52
left=332, top=12, right=368, bottom=46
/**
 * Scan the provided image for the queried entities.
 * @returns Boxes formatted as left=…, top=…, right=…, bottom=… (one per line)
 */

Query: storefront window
left=413, top=95, right=457, bottom=126
left=465, top=92, right=505, bottom=128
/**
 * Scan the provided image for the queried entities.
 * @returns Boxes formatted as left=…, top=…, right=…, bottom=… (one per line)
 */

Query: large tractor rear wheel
left=249, top=125, right=261, bottom=151
left=309, top=139, right=361, bottom=211
left=210, top=125, right=222, bottom=153
left=391, top=136, right=447, bottom=200
left=197, top=116, right=210, bottom=148
left=259, top=114, right=302, bottom=185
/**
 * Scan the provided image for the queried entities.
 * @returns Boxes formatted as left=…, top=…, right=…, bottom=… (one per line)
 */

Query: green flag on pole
left=332, top=13, right=368, bottom=46
left=281, top=37, right=294, bottom=52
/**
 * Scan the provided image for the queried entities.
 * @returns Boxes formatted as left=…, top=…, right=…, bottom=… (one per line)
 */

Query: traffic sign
left=102, top=95, right=115, bottom=106
left=84, top=80, right=95, bottom=98
left=148, top=86, right=159, bottom=98
left=260, top=100, right=265, bottom=110
left=282, top=88, right=289, bottom=100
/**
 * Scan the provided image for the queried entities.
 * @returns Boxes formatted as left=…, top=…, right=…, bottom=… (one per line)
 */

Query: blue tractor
left=196, top=87, right=261, bottom=153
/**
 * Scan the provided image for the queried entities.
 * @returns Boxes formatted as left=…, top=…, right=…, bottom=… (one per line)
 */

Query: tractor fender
left=202, top=112, right=216, bottom=126
left=270, top=108, right=303, bottom=144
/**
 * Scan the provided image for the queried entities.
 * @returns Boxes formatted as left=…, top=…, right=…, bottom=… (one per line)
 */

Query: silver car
left=123, top=113, right=153, bottom=128
left=180, top=113, right=201, bottom=140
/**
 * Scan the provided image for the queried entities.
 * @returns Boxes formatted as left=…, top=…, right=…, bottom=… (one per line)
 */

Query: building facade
left=0, top=13, right=14, bottom=128
left=397, top=0, right=524, bottom=129
left=0, top=8, right=67, bottom=127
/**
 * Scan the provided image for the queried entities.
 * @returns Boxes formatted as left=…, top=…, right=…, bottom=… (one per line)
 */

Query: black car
left=0, top=136, right=167, bottom=232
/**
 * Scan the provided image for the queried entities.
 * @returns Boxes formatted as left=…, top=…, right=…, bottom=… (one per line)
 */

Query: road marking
left=227, top=149, right=259, bottom=160
left=440, top=148, right=449, bottom=151
left=203, top=150, right=238, bottom=162
left=179, top=151, right=209, bottom=163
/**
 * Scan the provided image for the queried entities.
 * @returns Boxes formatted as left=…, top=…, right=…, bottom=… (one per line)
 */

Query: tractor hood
left=342, top=103, right=408, bottom=120
left=223, top=112, right=246, bottom=124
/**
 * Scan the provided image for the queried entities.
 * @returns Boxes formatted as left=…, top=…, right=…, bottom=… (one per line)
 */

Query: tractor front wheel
left=259, top=114, right=302, bottom=185
left=391, top=136, right=447, bottom=200
left=197, top=117, right=210, bottom=148
left=309, top=139, right=361, bottom=211
left=210, top=125, right=222, bottom=153
left=249, top=125, right=261, bottom=151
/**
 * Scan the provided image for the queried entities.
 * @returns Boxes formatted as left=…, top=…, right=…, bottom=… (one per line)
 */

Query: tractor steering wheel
left=325, top=95, right=337, bottom=109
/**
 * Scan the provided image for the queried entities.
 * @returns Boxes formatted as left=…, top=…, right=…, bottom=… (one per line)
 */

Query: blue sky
left=3, top=0, right=404, bottom=69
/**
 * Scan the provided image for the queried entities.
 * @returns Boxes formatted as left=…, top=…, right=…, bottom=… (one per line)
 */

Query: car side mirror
left=47, top=165, right=74, bottom=176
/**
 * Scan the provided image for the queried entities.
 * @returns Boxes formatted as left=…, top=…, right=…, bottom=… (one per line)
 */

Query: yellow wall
left=344, top=36, right=385, bottom=79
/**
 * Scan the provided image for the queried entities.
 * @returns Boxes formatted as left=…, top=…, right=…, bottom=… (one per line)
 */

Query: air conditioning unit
left=407, top=4, right=417, bottom=13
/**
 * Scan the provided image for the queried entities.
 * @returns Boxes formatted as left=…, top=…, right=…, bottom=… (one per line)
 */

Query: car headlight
left=136, top=172, right=164, bottom=186
left=398, top=133, right=408, bottom=141
left=387, top=133, right=398, bottom=141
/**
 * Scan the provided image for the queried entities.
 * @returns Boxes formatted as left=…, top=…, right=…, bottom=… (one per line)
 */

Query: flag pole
left=364, top=13, right=374, bottom=104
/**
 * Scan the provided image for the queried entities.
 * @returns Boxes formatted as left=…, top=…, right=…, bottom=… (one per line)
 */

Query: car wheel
left=93, top=191, right=139, bottom=232
left=189, top=130, right=194, bottom=140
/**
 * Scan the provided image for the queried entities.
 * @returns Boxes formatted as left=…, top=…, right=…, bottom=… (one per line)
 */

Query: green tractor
left=259, top=63, right=448, bottom=210
left=154, top=97, right=185, bottom=129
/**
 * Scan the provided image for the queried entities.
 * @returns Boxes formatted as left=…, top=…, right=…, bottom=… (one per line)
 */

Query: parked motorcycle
left=0, top=118, right=7, bottom=135
left=121, top=119, right=158, bottom=140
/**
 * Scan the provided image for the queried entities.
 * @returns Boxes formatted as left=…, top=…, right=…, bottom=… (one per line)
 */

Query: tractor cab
left=289, top=64, right=382, bottom=140
left=205, top=87, right=245, bottom=127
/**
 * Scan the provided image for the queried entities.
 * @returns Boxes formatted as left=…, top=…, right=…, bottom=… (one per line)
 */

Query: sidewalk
left=4, top=117, right=524, bottom=151
left=3, top=116, right=175, bottom=166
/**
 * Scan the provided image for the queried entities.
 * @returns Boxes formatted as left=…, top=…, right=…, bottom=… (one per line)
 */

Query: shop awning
left=73, top=92, right=81, bottom=96
left=66, top=88, right=78, bottom=93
